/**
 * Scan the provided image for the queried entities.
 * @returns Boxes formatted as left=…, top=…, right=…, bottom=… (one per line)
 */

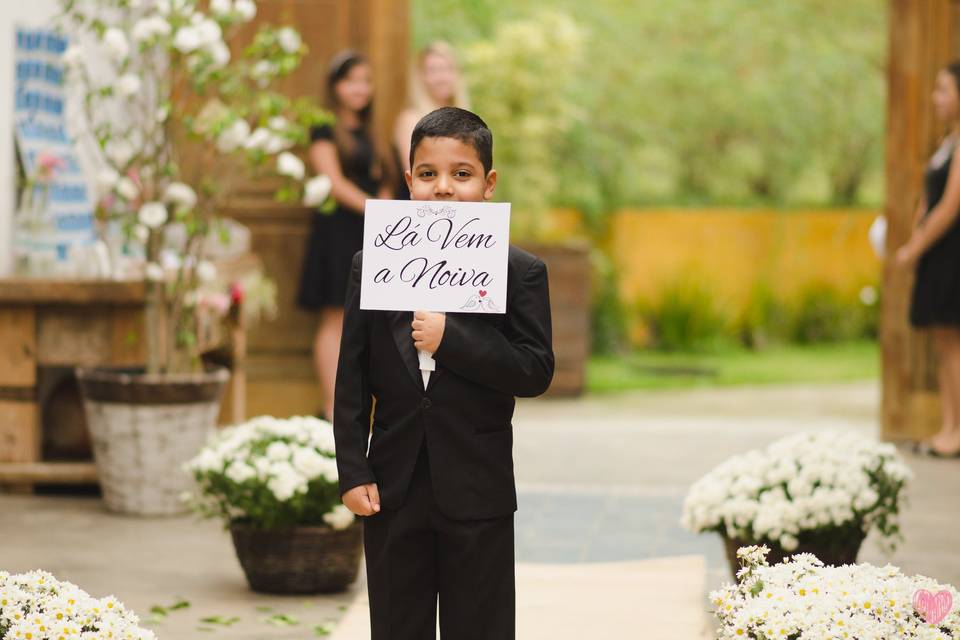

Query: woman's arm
left=911, top=197, right=927, bottom=229
left=309, top=140, right=370, bottom=214
left=899, top=156, right=960, bottom=265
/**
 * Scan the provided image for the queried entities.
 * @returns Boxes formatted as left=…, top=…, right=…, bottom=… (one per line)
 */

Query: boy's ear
left=483, top=169, right=497, bottom=201
left=405, top=169, right=413, bottom=192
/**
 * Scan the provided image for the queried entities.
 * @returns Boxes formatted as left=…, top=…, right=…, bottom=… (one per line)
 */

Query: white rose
left=132, top=224, right=149, bottom=243
left=266, top=441, right=291, bottom=461
left=95, top=167, right=120, bottom=195
left=103, top=28, right=129, bottom=62
left=303, top=175, right=332, bottom=206
left=277, top=27, right=301, bottom=54
left=163, top=182, right=197, bottom=210
left=323, top=504, right=355, bottom=531
left=138, top=201, right=168, bottom=228
left=210, top=0, right=232, bottom=16
left=268, top=116, right=289, bottom=131
left=115, top=176, right=139, bottom=201
left=196, top=260, right=217, bottom=283
left=208, top=41, right=230, bottom=68
left=216, top=119, right=250, bottom=153
left=234, top=0, right=256, bottom=21
left=144, top=262, right=165, bottom=282
left=251, top=60, right=277, bottom=82
left=276, top=152, right=305, bottom=180
left=63, top=44, right=83, bottom=67
left=243, top=127, right=271, bottom=151
left=105, top=138, right=135, bottom=167
left=116, top=74, right=142, bottom=98
left=173, top=26, right=201, bottom=53
left=196, top=19, right=222, bottom=46
left=225, top=461, right=255, bottom=484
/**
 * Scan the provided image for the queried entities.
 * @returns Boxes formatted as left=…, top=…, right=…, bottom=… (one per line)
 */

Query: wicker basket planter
left=722, top=524, right=866, bottom=580
left=231, top=521, right=363, bottom=594
left=75, top=366, right=229, bottom=516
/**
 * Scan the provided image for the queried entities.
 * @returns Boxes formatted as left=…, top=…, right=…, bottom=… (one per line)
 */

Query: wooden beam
left=0, top=462, right=98, bottom=485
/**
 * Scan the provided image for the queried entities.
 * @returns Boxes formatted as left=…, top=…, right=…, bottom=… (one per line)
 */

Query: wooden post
left=882, top=0, right=960, bottom=440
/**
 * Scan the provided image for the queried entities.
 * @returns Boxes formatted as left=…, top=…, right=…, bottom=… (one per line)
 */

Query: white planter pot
left=76, top=366, right=229, bottom=516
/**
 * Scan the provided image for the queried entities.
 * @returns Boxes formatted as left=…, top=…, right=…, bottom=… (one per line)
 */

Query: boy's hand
left=411, top=310, right=445, bottom=353
left=342, top=483, right=381, bottom=516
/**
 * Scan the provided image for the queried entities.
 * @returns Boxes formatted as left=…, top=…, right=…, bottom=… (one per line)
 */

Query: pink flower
left=199, top=291, right=231, bottom=316
left=35, top=153, right=65, bottom=180
left=229, top=281, right=245, bottom=306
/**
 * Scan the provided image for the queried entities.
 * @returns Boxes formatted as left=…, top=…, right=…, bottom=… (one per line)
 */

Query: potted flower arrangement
left=711, top=545, right=960, bottom=639
left=60, top=0, right=332, bottom=515
left=681, top=431, right=912, bottom=578
left=184, top=415, right=360, bottom=594
left=0, top=569, right=155, bottom=639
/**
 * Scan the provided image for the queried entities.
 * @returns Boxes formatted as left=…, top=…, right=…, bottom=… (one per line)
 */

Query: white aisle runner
left=331, top=556, right=710, bottom=640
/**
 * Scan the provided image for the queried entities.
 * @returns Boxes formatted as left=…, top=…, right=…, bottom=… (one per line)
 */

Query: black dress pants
left=363, top=443, right=515, bottom=640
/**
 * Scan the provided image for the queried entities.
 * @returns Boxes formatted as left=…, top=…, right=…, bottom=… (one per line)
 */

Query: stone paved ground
left=3, top=380, right=958, bottom=638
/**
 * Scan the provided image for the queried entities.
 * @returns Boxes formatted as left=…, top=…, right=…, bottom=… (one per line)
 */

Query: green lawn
left=587, top=340, right=879, bottom=393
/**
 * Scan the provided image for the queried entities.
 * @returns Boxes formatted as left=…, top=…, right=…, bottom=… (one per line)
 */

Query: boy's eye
left=454, top=170, right=471, bottom=178
left=418, top=170, right=435, bottom=178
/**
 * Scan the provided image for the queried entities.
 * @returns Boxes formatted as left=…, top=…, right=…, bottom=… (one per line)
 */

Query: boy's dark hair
left=409, top=107, right=493, bottom=175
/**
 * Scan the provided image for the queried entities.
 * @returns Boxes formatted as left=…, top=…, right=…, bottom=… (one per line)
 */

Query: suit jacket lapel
left=387, top=310, right=423, bottom=389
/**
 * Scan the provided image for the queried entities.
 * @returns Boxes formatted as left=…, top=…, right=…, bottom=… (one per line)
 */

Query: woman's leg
left=930, top=327, right=955, bottom=445
left=314, top=306, right=345, bottom=420
left=933, top=327, right=960, bottom=454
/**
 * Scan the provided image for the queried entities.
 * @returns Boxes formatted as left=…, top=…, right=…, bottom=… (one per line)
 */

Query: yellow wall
left=607, top=208, right=881, bottom=305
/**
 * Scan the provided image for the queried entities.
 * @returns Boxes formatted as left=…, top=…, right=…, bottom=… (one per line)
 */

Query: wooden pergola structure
left=883, top=1, right=960, bottom=440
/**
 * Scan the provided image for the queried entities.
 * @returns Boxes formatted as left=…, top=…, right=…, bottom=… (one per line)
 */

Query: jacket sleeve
left=333, top=251, right=377, bottom=496
left=432, top=258, right=554, bottom=398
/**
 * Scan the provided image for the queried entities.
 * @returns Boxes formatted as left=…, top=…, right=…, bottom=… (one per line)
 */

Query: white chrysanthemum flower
left=277, top=152, right=305, bottom=180
left=131, top=224, right=150, bottom=243
left=303, top=175, right=332, bottom=206
left=95, top=167, right=120, bottom=195
left=323, top=504, right=355, bottom=531
left=210, top=0, right=232, bottom=15
left=196, top=260, right=217, bottom=283
left=103, top=28, right=129, bottom=62
left=137, top=201, right=167, bottom=228
left=217, top=118, right=250, bottom=153
left=105, top=138, right=136, bottom=167
left=173, top=26, right=201, bottom=53
left=163, top=181, right=197, bottom=210
left=234, top=0, right=256, bottom=21
left=115, top=176, right=139, bottom=201
left=63, top=44, right=83, bottom=67
left=209, top=41, right=230, bottom=68
left=277, top=27, right=301, bottom=54
left=116, top=73, right=142, bottom=98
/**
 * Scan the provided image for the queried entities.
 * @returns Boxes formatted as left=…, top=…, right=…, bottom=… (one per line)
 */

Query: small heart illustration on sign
left=479, top=290, right=487, bottom=297
left=913, top=589, right=953, bottom=625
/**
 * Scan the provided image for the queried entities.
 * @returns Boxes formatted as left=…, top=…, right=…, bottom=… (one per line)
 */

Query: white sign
left=360, top=200, right=511, bottom=313
left=13, top=26, right=95, bottom=270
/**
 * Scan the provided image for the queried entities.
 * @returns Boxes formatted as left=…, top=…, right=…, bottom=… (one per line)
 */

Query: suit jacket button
left=421, top=397, right=432, bottom=409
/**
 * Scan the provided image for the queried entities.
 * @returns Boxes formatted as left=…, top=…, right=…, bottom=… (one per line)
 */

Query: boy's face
left=406, top=136, right=497, bottom=202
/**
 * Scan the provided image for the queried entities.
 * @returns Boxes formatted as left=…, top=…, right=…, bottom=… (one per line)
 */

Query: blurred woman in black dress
left=297, top=50, right=395, bottom=420
left=897, top=61, right=960, bottom=457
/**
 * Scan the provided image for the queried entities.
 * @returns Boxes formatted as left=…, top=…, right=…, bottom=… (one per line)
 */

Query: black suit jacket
left=333, top=245, right=554, bottom=520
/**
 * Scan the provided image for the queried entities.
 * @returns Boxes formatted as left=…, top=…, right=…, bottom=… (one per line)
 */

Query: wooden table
left=0, top=254, right=257, bottom=488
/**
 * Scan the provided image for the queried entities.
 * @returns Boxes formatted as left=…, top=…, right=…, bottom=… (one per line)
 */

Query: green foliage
left=789, top=283, right=878, bottom=344
left=414, top=0, right=886, bottom=212
left=461, top=10, right=584, bottom=239
left=640, top=277, right=733, bottom=352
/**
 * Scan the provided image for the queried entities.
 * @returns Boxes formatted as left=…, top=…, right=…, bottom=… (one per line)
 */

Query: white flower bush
left=185, top=415, right=354, bottom=531
left=0, top=570, right=155, bottom=640
left=712, top=546, right=960, bottom=639
left=59, top=0, right=333, bottom=375
left=682, top=432, right=912, bottom=553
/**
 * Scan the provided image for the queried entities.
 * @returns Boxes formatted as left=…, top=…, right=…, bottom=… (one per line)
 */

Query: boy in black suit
left=334, top=107, right=554, bottom=640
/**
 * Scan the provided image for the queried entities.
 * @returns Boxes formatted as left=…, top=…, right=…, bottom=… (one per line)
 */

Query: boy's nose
left=434, top=175, right=455, bottom=198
